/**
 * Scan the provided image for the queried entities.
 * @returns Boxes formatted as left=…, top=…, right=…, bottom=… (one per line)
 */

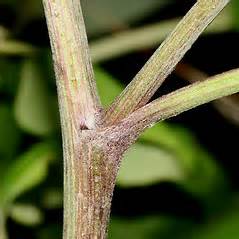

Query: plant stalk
left=120, top=68, right=239, bottom=136
left=61, top=130, right=123, bottom=239
left=42, top=0, right=116, bottom=238
left=42, top=0, right=101, bottom=131
left=103, top=0, right=230, bottom=126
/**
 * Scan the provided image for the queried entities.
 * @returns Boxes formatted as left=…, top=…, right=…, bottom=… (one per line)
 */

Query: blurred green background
left=0, top=0, right=239, bottom=238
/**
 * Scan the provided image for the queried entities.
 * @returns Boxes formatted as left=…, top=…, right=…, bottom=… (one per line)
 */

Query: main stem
left=42, top=0, right=119, bottom=238
left=62, top=130, right=122, bottom=239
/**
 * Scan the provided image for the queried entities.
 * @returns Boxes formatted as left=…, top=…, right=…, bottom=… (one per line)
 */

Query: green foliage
left=0, top=59, right=21, bottom=96
left=140, top=123, right=227, bottom=201
left=9, top=203, right=43, bottom=226
left=118, top=143, right=183, bottom=186
left=109, top=204, right=239, bottom=239
left=37, top=224, right=61, bottom=239
left=0, top=0, right=170, bottom=37
left=231, top=0, right=239, bottom=30
left=0, top=142, right=55, bottom=206
left=109, top=216, right=193, bottom=239
left=0, top=104, right=21, bottom=161
left=191, top=209, right=239, bottom=239
left=95, top=66, right=123, bottom=106
left=14, top=60, right=57, bottom=136
left=42, top=188, right=63, bottom=209
left=82, top=0, right=170, bottom=36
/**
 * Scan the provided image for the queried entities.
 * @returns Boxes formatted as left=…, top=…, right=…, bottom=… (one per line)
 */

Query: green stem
left=61, top=131, right=121, bottom=239
left=176, top=63, right=239, bottom=125
left=42, top=0, right=114, bottom=238
left=122, top=68, right=239, bottom=136
left=42, top=0, right=101, bottom=130
left=103, top=0, right=230, bottom=126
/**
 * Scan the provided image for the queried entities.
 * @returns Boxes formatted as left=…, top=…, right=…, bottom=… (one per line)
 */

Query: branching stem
left=103, top=0, right=230, bottom=126
left=41, top=1, right=237, bottom=239
left=121, top=68, right=239, bottom=138
left=42, top=1, right=108, bottom=239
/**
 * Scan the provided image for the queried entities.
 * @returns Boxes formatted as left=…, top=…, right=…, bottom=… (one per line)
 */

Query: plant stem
left=42, top=0, right=101, bottom=130
left=103, top=0, right=230, bottom=126
left=61, top=130, right=122, bottom=239
left=42, top=0, right=115, bottom=238
left=176, top=63, right=239, bottom=125
left=121, top=68, right=239, bottom=136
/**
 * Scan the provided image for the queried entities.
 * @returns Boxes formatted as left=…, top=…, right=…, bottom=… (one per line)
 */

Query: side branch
left=176, top=63, right=239, bottom=125
left=42, top=0, right=101, bottom=130
left=120, top=69, right=239, bottom=140
left=103, top=0, right=230, bottom=126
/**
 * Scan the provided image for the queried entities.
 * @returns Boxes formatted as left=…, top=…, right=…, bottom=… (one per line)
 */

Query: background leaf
left=189, top=199, right=239, bottom=239
left=9, top=203, right=43, bottom=226
left=42, top=188, right=63, bottom=209
left=0, top=0, right=170, bottom=37
left=117, top=143, right=184, bottom=187
left=231, top=0, right=239, bottom=31
left=95, top=66, right=123, bottom=106
left=14, top=60, right=57, bottom=136
left=0, top=26, right=9, bottom=41
left=77, top=0, right=170, bottom=36
left=0, top=142, right=55, bottom=206
left=140, top=123, right=227, bottom=202
left=0, top=104, right=21, bottom=161
left=109, top=216, right=193, bottom=239
left=0, top=59, right=21, bottom=96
